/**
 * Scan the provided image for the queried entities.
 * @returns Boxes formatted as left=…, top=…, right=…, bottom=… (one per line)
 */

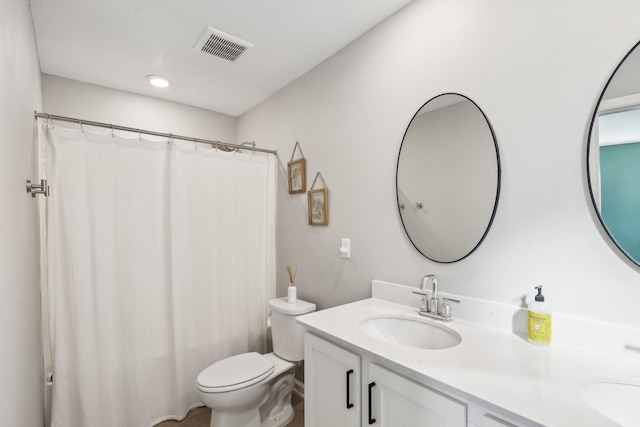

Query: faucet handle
left=439, top=297, right=460, bottom=320
left=412, top=291, right=429, bottom=313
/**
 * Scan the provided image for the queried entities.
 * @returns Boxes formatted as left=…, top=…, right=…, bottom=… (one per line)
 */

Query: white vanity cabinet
left=304, top=332, right=361, bottom=427
left=366, top=362, right=466, bottom=426
left=298, top=291, right=624, bottom=426
left=305, top=332, right=467, bottom=427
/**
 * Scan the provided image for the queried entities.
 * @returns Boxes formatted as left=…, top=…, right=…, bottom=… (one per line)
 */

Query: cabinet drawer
left=482, top=414, right=518, bottom=427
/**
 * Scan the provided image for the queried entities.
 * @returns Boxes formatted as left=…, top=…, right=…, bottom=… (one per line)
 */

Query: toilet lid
left=197, top=352, right=275, bottom=393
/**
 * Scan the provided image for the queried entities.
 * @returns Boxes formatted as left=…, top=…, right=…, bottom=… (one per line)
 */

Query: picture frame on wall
left=287, top=141, right=306, bottom=194
left=307, top=171, right=329, bottom=227
left=308, top=188, right=328, bottom=225
left=288, top=157, right=306, bottom=194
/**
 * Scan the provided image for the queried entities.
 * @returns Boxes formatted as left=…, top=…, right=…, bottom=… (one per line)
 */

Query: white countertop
left=296, top=296, right=639, bottom=426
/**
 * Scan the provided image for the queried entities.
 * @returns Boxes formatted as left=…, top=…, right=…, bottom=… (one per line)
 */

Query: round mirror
left=588, top=41, right=640, bottom=266
left=396, top=93, right=500, bottom=263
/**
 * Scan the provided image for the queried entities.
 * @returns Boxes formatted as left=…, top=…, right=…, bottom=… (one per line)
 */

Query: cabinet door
left=304, top=333, right=360, bottom=427
left=367, top=363, right=466, bottom=427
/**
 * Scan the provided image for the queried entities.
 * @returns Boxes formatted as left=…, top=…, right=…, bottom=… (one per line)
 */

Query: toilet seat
left=197, top=352, right=275, bottom=393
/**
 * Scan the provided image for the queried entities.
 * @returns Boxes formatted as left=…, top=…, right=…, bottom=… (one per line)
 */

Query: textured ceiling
left=30, top=0, right=414, bottom=117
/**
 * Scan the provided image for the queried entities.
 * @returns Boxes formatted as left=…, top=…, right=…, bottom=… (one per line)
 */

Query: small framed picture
left=308, top=188, right=328, bottom=225
left=288, top=158, right=306, bottom=194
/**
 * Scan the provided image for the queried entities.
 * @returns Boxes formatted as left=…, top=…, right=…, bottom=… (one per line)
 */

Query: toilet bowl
left=197, top=298, right=315, bottom=427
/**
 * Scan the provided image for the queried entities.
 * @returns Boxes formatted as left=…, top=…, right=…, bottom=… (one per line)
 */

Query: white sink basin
left=580, top=378, right=640, bottom=425
left=358, top=315, right=461, bottom=350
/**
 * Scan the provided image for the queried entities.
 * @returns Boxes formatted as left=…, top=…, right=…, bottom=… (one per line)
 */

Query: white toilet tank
left=268, top=298, right=316, bottom=362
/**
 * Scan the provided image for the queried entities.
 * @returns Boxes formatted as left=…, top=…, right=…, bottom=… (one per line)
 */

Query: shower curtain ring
left=110, top=124, right=114, bottom=137
left=79, top=120, right=85, bottom=133
left=138, top=130, right=142, bottom=142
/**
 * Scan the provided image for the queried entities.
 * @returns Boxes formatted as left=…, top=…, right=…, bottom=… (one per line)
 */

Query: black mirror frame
left=586, top=39, right=640, bottom=269
left=395, top=92, right=502, bottom=263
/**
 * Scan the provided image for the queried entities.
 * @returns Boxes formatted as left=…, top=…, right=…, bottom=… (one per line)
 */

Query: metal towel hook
left=26, top=179, right=50, bottom=198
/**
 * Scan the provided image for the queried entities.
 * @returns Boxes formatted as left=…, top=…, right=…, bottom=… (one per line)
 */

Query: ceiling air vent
left=193, top=27, right=254, bottom=62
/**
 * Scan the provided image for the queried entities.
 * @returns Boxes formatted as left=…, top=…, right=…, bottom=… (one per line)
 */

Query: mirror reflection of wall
left=396, top=94, right=500, bottom=263
left=589, top=41, right=640, bottom=266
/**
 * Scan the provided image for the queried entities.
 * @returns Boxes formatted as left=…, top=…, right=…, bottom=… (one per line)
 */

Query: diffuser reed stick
left=286, top=266, right=298, bottom=284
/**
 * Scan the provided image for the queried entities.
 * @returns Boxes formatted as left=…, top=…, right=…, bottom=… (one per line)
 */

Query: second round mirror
left=588, top=40, right=640, bottom=267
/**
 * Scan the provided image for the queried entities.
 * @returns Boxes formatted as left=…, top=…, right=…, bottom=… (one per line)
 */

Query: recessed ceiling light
left=146, top=75, right=172, bottom=88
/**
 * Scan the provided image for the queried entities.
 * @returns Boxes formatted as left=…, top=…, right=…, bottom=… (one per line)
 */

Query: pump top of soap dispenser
left=534, top=286, right=545, bottom=302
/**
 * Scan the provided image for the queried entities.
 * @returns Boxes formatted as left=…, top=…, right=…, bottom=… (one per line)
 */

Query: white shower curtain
left=40, top=124, right=276, bottom=427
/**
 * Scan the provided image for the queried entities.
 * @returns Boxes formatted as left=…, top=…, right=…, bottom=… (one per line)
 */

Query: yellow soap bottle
left=527, top=286, right=552, bottom=345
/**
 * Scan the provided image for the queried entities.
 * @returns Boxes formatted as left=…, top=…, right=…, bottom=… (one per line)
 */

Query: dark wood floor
left=155, top=394, right=304, bottom=427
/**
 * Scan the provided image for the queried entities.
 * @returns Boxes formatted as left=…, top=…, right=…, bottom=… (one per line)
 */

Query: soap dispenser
left=527, top=286, right=552, bottom=346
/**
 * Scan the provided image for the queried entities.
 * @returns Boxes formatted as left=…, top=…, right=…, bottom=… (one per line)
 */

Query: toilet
left=196, top=297, right=316, bottom=427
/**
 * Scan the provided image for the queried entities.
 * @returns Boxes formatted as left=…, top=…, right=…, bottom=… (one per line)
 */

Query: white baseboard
left=293, top=379, right=304, bottom=399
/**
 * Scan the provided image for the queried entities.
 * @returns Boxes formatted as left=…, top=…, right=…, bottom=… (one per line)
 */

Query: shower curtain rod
left=34, top=112, right=277, bottom=155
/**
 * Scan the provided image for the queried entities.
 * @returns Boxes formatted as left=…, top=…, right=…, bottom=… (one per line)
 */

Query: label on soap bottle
left=528, top=311, right=552, bottom=344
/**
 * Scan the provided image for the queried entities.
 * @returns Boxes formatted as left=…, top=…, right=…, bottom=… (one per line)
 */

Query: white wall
left=0, top=0, right=44, bottom=425
left=237, top=0, right=640, bottom=328
left=42, top=75, right=237, bottom=143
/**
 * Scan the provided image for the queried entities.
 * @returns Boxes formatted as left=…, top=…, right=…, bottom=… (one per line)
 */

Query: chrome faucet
left=420, top=274, right=438, bottom=314
left=413, top=274, right=459, bottom=322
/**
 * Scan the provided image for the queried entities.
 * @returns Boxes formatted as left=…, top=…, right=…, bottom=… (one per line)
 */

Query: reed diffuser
left=286, top=265, right=297, bottom=303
